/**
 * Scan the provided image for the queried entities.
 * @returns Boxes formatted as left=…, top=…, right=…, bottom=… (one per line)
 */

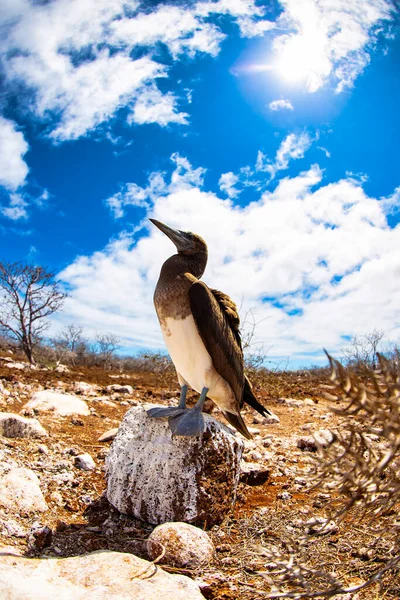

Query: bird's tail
left=222, top=410, right=252, bottom=440
left=242, top=375, right=273, bottom=417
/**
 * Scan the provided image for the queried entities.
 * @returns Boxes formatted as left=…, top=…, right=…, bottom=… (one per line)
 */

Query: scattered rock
left=277, top=397, right=304, bottom=406
left=75, top=453, right=96, bottom=471
left=297, top=429, right=334, bottom=451
left=4, top=361, right=26, bottom=370
left=106, top=384, right=134, bottom=395
left=28, top=523, right=53, bottom=550
left=24, top=391, right=90, bottom=416
left=147, top=522, right=214, bottom=568
left=0, top=517, right=27, bottom=538
left=0, top=412, right=48, bottom=438
left=0, top=467, right=48, bottom=515
left=74, top=381, right=96, bottom=395
left=240, top=462, right=270, bottom=486
left=0, top=550, right=204, bottom=599
left=106, top=405, right=243, bottom=526
left=304, top=516, right=339, bottom=535
left=54, top=364, right=70, bottom=373
left=98, top=428, right=118, bottom=442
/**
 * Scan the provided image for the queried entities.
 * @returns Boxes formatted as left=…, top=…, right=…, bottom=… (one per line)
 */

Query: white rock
left=54, top=364, right=70, bottom=373
left=74, top=382, right=96, bottom=395
left=4, top=361, right=26, bottom=370
left=106, top=384, right=134, bottom=395
left=75, top=453, right=96, bottom=471
left=262, top=413, right=280, bottom=424
left=147, top=522, right=214, bottom=568
left=0, top=517, right=27, bottom=538
left=0, top=550, right=204, bottom=599
left=24, top=391, right=90, bottom=416
left=98, top=428, right=118, bottom=442
left=297, top=429, right=334, bottom=451
left=0, top=467, right=48, bottom=515
left=106, top=405, right=243, bottom=526
left=0, top=412, right=48, bottom=438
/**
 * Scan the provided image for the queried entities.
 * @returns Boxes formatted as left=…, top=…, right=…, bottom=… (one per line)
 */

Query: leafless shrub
left=95, top=333, right=120, bottom=369
left=342, top=329, right=386, bottom=373
left=51, top=324, right=90, bottom=365
left=262, top=353, right=400, bottom=598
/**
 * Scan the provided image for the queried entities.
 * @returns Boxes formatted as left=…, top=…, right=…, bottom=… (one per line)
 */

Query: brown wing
left=210, top=288, right=242, bottom=350
left=189, top=281, right=244, bottom=405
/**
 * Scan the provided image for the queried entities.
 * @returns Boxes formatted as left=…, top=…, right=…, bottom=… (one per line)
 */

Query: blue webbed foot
left=147, top=384, right=188, bottom=420
left=168, top=386, right=209, bottom=437
left=147, top=406, right=186, bottom=418
left=169, top=408, right=206, bottom=437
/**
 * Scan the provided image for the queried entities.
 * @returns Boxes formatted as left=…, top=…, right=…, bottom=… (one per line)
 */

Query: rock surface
left=0, top=467, right=48, bottom=515
left=106, top=405, right=243, bottom=526
left=24, top=391, right=90, bottom=416
left=74, top=453, right=96, bottom=471
left=0, top=412, right=48, bottom=438
left=0, top=550, right=204, bottom=599
left=106, top=384, right=134, bottom=395
left=147, top=522, right=215, bottom=567
left=297, top=429, right=334, bottom=451
left=98, top=427, right=118, bottom=442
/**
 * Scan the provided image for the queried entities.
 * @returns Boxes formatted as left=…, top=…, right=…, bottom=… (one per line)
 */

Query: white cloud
left=219, top=172, right=240, bottom=198
left=195, top=0, right=275, bottom=37
left=58, top=157, right=400, bottom=364
left=106, top=153, right=205, bottom=218
left=256, top=131, right=313, bottom=179
left=0, top=193, right=28, bottom=220
left=129, top=85, right=189, bottom=127
left=268, top=99, right=294, bottom=111
left=0, top=117, right=29, bottom=191
left=0, top=0, right=277, bottom=141
left=271, top=0, right=394, bottom=92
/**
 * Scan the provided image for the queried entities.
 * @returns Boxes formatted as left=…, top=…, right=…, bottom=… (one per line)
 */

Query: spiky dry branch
left=263, top=353, right=400, bottom=599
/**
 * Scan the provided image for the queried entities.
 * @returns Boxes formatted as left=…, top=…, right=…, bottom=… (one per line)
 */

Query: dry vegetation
left=0, top=342, right=400, bottom=599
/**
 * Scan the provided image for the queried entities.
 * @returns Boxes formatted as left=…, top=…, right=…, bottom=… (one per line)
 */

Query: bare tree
left=52, top=324, right=88, bottom=365
left=0, top=262, right=66, bottom=364
left=342, top=328, right=386, bottom=372
left=95, top=332, right=120, bottom=369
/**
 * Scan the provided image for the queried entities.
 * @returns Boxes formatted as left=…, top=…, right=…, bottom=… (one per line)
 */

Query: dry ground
left=0, top=355, right=398, bottom=599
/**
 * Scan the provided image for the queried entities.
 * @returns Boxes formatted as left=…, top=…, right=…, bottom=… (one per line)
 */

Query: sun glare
left=274, top=31, right=331, bottom=92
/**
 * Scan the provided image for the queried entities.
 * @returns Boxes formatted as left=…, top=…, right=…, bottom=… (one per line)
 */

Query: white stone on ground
left=0, top=412, right=48, bottom=438
left=0, top=550, right=204, bottom=599
left=147, top=522, right=214, bottom=567
left=98, top=428, right=118, bottom=442
left=0, top=467, right=48, bottom=515
left=106, top=404, right=243, bottom=526
left=24, top=391, right=90, bottom=416
left=4, top=361, right=26, bottom=370
left=106, top=384, right=134, bottom=394
left=297, top=429, right=334, bottom=451
left=74, top=381, right=97, bottom=395
left=74, top=453, right=96, bottom=471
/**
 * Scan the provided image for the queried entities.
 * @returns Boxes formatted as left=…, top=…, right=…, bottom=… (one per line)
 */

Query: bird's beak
left=150, top=219, right=194, bottom=252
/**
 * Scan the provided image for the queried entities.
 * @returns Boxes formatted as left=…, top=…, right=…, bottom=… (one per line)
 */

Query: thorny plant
left=263, top=353, right=400, bottom=598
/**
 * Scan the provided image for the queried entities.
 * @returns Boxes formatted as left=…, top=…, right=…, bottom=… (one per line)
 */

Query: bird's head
left=150, top=219, right=207, bottom=256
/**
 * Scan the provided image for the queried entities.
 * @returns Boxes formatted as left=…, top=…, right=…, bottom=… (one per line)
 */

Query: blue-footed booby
left=147, top=219, right=272, bottom=439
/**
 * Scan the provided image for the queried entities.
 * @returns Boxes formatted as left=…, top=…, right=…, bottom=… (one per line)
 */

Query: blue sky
left=0, top=0, right=399, bottom=368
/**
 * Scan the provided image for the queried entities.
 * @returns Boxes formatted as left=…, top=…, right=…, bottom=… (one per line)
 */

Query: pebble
left=74, top=453, right=96, bottom=471
left=147, top=522, right=215, bottom=568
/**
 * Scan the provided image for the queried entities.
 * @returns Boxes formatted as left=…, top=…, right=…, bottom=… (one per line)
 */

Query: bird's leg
left=168, top=387, right=209, bottom=437
left=146, top=384, right=188, bottom=419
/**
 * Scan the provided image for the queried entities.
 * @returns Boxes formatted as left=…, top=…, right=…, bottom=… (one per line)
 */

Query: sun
left=274, top=31, right=331, bottom=93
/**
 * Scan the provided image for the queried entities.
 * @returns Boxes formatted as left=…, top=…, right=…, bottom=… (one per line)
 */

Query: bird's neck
left=160, top=251, right=208, bottom=281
